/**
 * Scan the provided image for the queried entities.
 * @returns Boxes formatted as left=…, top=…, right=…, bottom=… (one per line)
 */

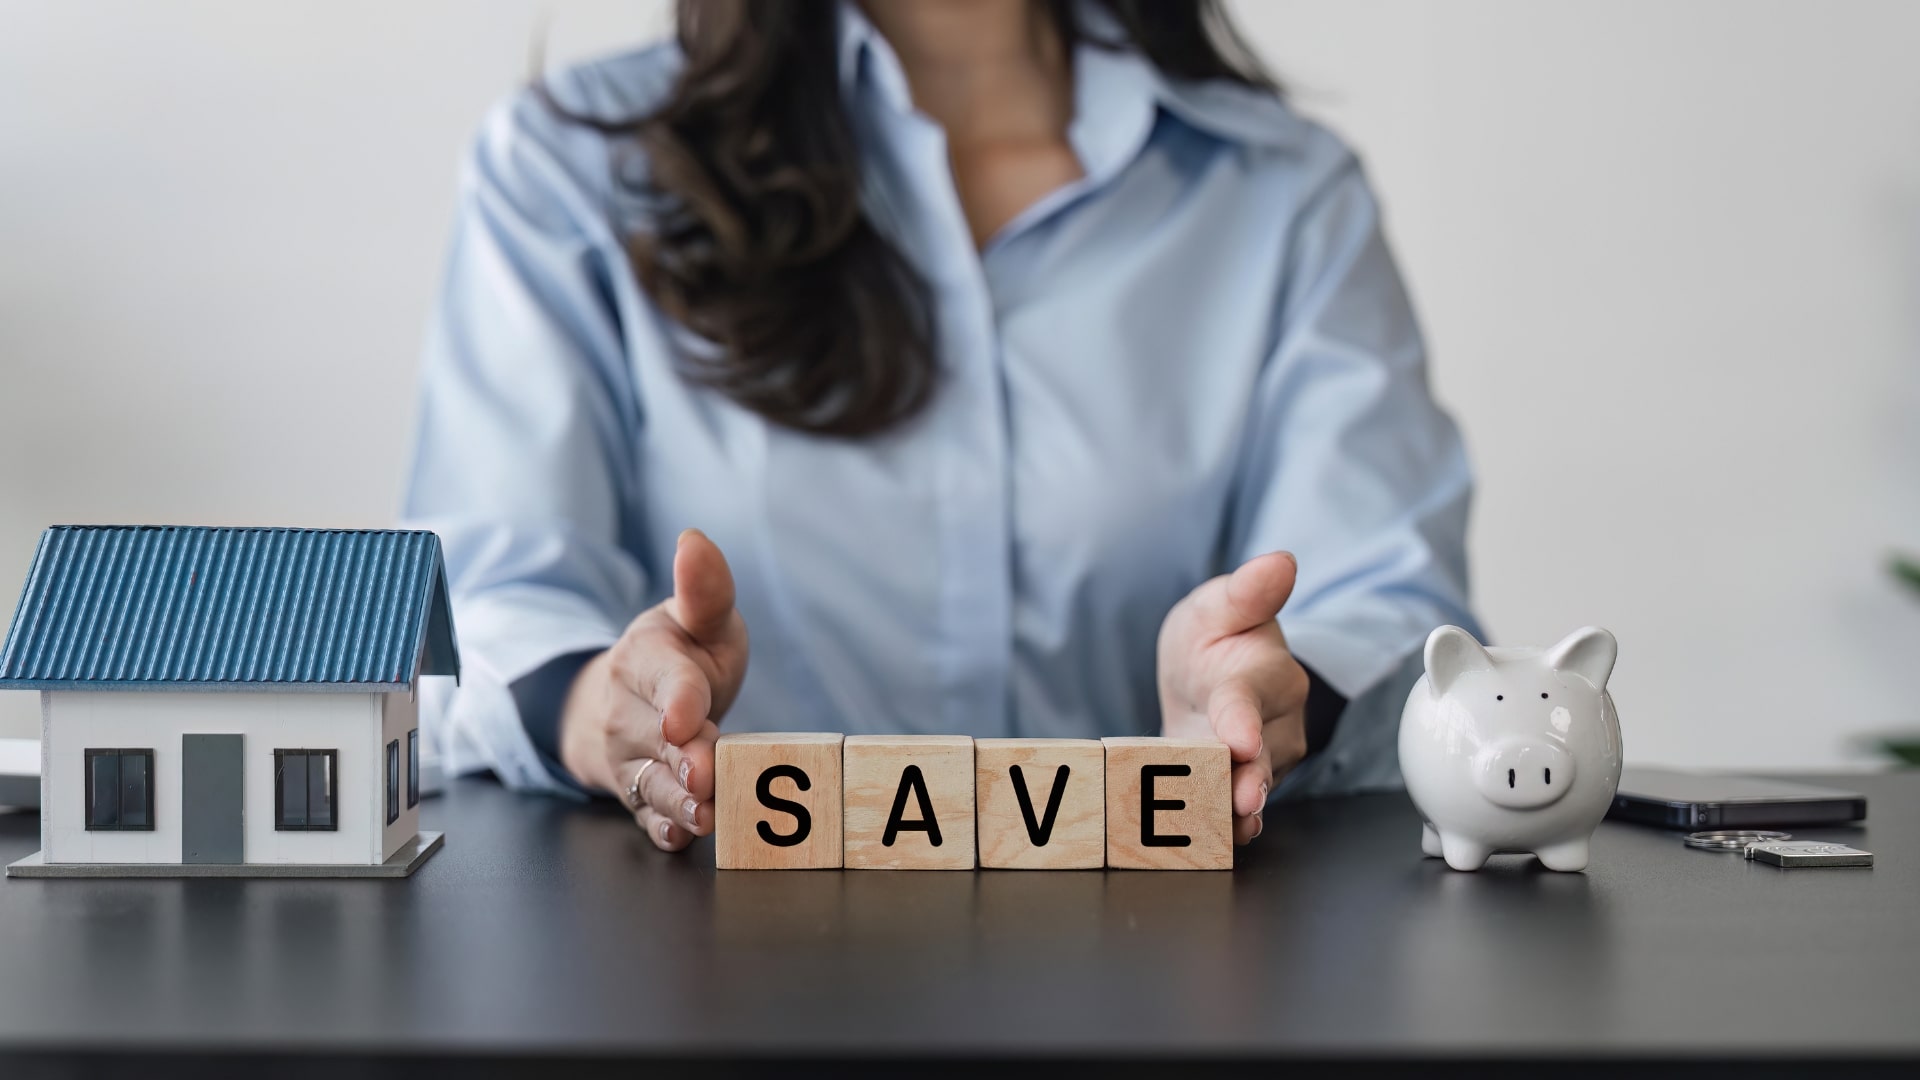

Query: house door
left=182, top=734, right=244, bottom=864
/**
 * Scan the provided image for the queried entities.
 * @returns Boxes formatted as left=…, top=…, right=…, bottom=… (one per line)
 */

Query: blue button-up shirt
left=403, top=5, right=1480, bottom=800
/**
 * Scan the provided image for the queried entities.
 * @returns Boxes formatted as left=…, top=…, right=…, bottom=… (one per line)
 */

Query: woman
left=404, top=0, right=1479, bottom=851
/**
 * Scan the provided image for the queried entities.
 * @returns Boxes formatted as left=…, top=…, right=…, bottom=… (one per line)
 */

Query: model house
left=0, top=525, right=458, bottom=877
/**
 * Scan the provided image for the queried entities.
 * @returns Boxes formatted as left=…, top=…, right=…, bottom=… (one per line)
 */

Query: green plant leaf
left=1895, top=554, right=1920, bottom=595
left=1882, top=738, right=1920, bottom=766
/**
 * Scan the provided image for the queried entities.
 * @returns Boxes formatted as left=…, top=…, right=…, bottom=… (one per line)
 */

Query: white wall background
left=3, top=1, right=1917, bottom=770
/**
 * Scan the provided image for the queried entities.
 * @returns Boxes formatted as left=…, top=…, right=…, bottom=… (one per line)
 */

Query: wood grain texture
left=714, top=733, right=844, bottom=870
left=843, top=735, right=975, bottom=870
left=975, top=739, right=1105, bottom=869
left=1102, top=738, right=1232, bottom=870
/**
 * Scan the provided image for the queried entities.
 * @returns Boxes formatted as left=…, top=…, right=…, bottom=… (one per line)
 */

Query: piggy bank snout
left=1471, top=739, right=1576, bottom=809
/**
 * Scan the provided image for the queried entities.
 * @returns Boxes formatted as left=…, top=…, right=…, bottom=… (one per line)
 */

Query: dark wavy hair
left=553, top=1, right=1273, bottom=437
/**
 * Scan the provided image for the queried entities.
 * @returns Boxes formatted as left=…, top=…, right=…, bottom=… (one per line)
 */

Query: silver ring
left=626, top=759, right=658, bottom=810
left=1684, top=829, right=1790, bottom=851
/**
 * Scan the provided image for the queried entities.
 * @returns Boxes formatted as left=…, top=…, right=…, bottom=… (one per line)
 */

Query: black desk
left=1, top=773, right=1915, bottom=1075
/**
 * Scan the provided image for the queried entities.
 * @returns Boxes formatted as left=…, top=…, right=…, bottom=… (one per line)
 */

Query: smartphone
left=1608, top=767, right=1867, bottom=829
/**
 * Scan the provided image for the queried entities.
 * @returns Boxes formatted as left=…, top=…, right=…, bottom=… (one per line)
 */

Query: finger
left=1234, top=807, right=1264, bottom=846
left=1206, top=678, right=1266, bottom=763
left=668, top=528, right=737, bottom=644
left=620, top=755, right=708, bottom=836
left=622, top=644, right=714, bottom=747
left=634, top=804, right=694, bottom=852
left=1232, top=754, right=1274, bottom=819
left=603, top=689, right=665, bottom=763
left=647, top=719, right=721, bottom=802
left=1263, top=709, right=1310, bottom=782
left=1191, top=551, right=1298, bottom=639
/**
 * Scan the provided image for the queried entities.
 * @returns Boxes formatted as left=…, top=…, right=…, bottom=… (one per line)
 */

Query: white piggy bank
left=1399, top=625, right=1621, bottom=872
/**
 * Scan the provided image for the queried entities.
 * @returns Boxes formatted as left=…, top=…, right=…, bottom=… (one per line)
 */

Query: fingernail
left=658, top=820, right=672, bottom=843
left=679, top=760, right=691, bottom=787
left=1258, top=781, right=1270, bottom=802
left=683, top=798, right=699, bottom=826
left=1253, top=811, right=1265, bottom=838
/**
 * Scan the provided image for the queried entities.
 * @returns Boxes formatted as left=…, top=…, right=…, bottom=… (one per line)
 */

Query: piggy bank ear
left=1545, top=626, right=1617, bottom=690
left=1424, top=625, right=1493, bottom=695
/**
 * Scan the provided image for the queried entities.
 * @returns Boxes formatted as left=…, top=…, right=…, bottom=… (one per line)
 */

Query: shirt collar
left=836, top=0, right=1302, bottom=161
left=836, top=2, right=912, bottom=114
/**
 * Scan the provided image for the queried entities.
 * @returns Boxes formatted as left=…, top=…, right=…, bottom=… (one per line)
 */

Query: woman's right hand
left=557, top=528, right=749, bottom=850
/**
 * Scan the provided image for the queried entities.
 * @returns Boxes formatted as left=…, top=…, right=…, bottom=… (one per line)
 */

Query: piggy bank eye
left=1495, top=694, right=1504, bottom=701
left=1540, top=692, right=1549, bottom=699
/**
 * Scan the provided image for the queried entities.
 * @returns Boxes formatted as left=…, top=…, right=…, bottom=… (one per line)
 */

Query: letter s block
left=1102, top=738, right=1232, bottom=870
left=843, top=735, right=975, bottom=870
left=715, top=733, right=845, bottom=870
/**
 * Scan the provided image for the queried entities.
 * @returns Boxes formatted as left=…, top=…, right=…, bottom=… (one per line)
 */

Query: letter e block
left=715, top=733, right=844, bottom=870
left=976, top=738, right=1105, bottom=869
left=844, top=735, right=975, bottom=870
left=1102, top=738, right=1232, bottom=870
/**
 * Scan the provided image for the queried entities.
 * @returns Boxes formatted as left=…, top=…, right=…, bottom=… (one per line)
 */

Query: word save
left=714, top=734, right=1233, bottom=870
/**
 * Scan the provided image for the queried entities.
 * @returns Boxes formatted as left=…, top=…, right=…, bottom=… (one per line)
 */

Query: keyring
left=626, top=759, right=658, bottom=810
left=1684, top=829, right=1790, bottom=852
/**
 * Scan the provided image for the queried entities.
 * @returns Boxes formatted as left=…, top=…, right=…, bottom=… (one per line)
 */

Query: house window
left=274, top=750, right=338, bottom=831
left=84, top=749, right=154, bottom=831
left=385, top=739, right=400, bottom=825
left=406, top=729, right=420, bottom=809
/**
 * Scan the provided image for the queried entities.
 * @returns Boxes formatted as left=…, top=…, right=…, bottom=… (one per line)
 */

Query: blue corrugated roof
left=0, top=526, right=460, bottom=692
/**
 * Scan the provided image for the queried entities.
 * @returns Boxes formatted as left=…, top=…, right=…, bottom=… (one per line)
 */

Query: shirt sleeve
left=1229, top=154, right=1483, bottom=800
left=402, top=91, right=652, bottom=798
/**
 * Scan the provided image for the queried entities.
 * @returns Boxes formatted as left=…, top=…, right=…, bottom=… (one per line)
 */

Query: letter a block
left=715, top=733, right=845, bottom=869
left=975, top=739, right=1105, bottom=869
left=843, top=735, right=975, bottom=870
left=1101, top=738, right=1233, bottom=870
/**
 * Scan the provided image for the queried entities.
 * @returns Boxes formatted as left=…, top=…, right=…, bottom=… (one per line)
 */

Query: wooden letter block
left=975, top=738, right=1105, bottom=869
left=1102, top=737, right=1232, bottom=870
left=714, top=733, right=844, bottom=870
left=843, top=735, right=975, bottom=870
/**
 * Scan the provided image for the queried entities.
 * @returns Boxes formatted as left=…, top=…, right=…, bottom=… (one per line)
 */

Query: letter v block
left=976, top=739, right=1105, bottom=869
left=715, top=733, right=844, bottom=869
left=844, top=735, right=976, bottom=869
left=1102, top=738, right=1233, bottom=870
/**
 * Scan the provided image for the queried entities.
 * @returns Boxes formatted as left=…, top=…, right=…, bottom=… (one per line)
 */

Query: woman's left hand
left=1156, top=551, right=1310, bottom=845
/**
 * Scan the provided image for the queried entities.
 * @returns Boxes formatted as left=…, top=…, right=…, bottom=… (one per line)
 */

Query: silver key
left=1744, top=840, right=1873, bottom=868
left=1685, top=829, right=1789, bottom=852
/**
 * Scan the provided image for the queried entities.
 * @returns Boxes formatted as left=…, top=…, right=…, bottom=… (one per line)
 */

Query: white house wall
left=379, top=690, right=419, bottom=862
left=43, top=690, right=386, bottom=865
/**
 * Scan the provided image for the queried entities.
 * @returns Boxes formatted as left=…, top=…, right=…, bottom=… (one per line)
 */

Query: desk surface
left=1, top=771, right=1915, bottom=1068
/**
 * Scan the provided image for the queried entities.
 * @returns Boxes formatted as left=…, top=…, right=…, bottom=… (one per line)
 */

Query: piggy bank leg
left=1438, top=833, right=1492, bottom=872
left=1421, top=822, right=1443, bottom=858
left=1534, top=837, right=1590, bottom=872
